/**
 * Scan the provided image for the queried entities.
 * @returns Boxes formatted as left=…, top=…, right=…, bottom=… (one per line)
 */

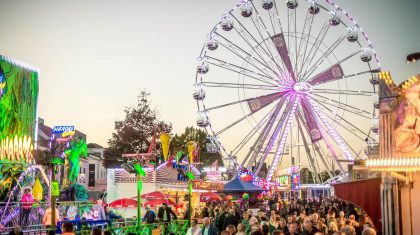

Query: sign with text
left=52, top=181, right=60, bottom=196
left=193, top=180, right=224, bottom=191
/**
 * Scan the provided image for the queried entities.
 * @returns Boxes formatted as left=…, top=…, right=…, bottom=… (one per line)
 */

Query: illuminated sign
left=206, top=171, right=222, bottom=181
left=291, top=173, right=300, bottom=190
left=193, top=180, right=224, bottom=191
left=52, top=126, right=75, bottom=138
left=0, top=135, right=33, bottom=163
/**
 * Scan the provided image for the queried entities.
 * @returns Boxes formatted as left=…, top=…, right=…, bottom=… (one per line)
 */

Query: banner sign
left=0, top=56, right=38, bottom=162
left=193, top=180, right=224, bottom=191
left=271, top=33, right=295, bottom=80
left=309, top=64, right=343, bottom=86
left=247, top=92, right=282, bottom=113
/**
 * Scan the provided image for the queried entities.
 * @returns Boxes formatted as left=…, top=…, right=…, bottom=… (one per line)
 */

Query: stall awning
left=333, top=178, right=381, bottom=231
left=223, top=177, right=267, bottom=192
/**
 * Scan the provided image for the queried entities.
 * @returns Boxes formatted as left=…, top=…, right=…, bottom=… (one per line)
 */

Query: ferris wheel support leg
left=296, top=112, right=322, bottom=183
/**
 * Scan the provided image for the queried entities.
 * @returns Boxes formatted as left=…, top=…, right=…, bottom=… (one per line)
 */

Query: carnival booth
left=222, top=175, right=266, bottom=208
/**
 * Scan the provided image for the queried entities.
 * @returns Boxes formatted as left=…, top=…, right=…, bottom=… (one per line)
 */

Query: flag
left=193, top=144, right=200, bottom=162
left=148, top=131, right=156, bottom=154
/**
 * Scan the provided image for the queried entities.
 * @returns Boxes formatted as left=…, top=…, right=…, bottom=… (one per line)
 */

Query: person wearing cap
left=142, top=206, right=156, bottom=224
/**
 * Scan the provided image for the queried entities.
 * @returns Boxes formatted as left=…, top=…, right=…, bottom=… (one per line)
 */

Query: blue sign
left=52, top=126, right=75, bottom=134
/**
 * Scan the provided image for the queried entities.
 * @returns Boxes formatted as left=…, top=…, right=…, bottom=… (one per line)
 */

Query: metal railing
left=105, top=220, right=189, bottom=235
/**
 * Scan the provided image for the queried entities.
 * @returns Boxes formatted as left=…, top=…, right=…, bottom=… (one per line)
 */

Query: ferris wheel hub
left=293, top=82, right=312, bottom=94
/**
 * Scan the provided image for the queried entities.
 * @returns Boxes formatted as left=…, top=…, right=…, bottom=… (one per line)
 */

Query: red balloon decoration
left=239, top=173, right=253, bottom=182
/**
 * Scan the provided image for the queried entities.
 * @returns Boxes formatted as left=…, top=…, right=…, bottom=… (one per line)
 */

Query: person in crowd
left=278, top=218, right=288, bottom=234
left=272, top=230, right=284, bottom=235
left=251, top=225, right=261, bottom=233
left=158, top=203, right=177, bottom=222
left=237, top=223, right=246, bottom=235
left=8, top=226, right=23, bottom=235
left=241, top=212, right=251, bottom=234
left=224, top=209, right=238, bottom=230
left=202, top=217, right=218, bottom=235
left=91, top=227, right=102, bottom=235
left=288, top=221, right=300, bottom=235
left=107, top=208, right=122, bottom=221
left=328, top=221, right=339, bottom=234
left=91, top=199, right=106, bottom=220
left=43, top=207, right=61, bottom=228
left=21, top=187, right=34, bottom=226
left=337, top=211, right=346, bottom=230
left=186, top=219, right=202, bottom=235
left=361, top=228, right=376, bottom=235
left=302, top=218, right=320, bottom=235
left=260, top=216, right=269, bottom=227
left=250, top=231, right=264, bottom=235
left=142, top=206, right=157, bottom=224
left=268, top=215, right=279, bottom=234
left=202, top=207, right=210, bottom=218
left=261, top=224, right=269, bottom=235
left=226, top=224, right=236, bottom=235
left=61, top=222, right=75, bottom=235
left=220, top=231, right=231, bottom=235
left=217, top=207, right=228, bottom=232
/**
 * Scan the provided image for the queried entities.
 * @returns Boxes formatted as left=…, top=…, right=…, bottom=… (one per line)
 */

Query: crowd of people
left=184, top=196, right=378, bottom=235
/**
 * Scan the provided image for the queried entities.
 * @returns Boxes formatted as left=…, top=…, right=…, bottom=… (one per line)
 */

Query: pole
left=188, top=164, right=192, bottom=226
left=51, top=164, right=56, bottom=230
left=137, top=174, right=142, bottom=229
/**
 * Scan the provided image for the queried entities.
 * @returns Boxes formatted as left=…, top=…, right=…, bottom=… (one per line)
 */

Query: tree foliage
left=171, top=126, right=223, bottom=167
left=104, top=91, right=172, bottom=168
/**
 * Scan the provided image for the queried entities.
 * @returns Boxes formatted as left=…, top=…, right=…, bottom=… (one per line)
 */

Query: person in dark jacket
left=217, top=208, right=228, bottom=232
left=142, top=206, right=157, bottom=224
left=158, top=203, right=177, bottom=222
left=224, top=209, right=238, bottom=230
left=202, top=217, right=218, bottom=235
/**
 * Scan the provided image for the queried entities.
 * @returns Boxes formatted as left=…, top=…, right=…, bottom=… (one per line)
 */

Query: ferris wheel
left=193, top=0, right=381, bottom=183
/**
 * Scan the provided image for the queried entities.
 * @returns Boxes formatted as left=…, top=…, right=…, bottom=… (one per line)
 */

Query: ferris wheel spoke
left=311, top=93, right=373, bottom=119
left=253, top=96, right=297, bottom=176
left=230, top=14, right=284, bottom=75
left=204, top=91, right=283, bottom=112
left=307, top=97, right=354, bottom=160
left=309, top=69, right=379, bottom=86
left=311, top=88, right=374, bottom=96
left=295, top=12, right=313, bottom=76
left=265, top=96, right=301, bottom=180
left=218, top=42, right=277, bottom=79
left=300, top=33, right=349, bottom=81
left=225, top=23, right=279, bottom=77
left=297, top=16, right=316, bottom=79
left=298, top=22, right=330, bottom=80
left=314, top=139, right=343, bottom=176
left=206, top=58, right=278, bottom=86
left=232, top=106, right=276, bottom=156
left=247, top=3, right=288, bottom=75
left=310, top=98, right=375, bottom=142
left=214, top=96, right=280, bottom=137
left=319, top=119, right=361, bottom=159
left=203, top=82, right=279, bottom=90
left=216, top=33, right=281, bottom=77
left=244, top=97, right=288, bottom=169
left=305, top=50, right=360, bottom=84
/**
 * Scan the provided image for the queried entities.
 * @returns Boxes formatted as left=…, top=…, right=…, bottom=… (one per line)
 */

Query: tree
left=104, top=91, right=172, bottom=168
left=171, top=126, right=223, bottom=167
